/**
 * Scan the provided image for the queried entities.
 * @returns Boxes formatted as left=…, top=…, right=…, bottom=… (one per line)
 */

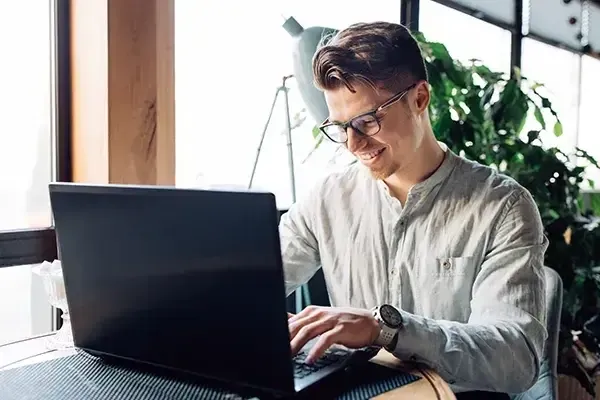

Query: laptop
left=49, top=182, right=373, bottom=398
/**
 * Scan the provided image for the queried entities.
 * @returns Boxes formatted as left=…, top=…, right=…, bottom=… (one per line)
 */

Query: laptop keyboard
left=292, top=347, right=350, bottom=379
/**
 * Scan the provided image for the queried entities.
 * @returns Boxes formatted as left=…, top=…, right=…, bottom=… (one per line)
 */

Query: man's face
left=323, top=81, right=428, bottom=180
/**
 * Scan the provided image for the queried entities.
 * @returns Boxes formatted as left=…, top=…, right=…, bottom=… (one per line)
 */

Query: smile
left=358, top=148, right=385, bottom=161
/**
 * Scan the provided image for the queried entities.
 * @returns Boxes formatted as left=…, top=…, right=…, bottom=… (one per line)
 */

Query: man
left=279, top=21, right=548, bottom=399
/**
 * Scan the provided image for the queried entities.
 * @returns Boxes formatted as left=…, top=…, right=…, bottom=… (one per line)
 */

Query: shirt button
left=442, top=260, right=452, bottom=269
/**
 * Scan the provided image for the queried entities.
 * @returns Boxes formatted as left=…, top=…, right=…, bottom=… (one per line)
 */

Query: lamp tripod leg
left=282, top=85, right=297, bottom=202
left=281, top=83, right=311, bottom=313
left=248, top=87, right=281, bottom=190
left=248, top=78, right=311, bottom=314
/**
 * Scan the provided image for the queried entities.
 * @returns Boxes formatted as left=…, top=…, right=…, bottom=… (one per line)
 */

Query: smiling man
left=279, top=22, right=548, bottom=399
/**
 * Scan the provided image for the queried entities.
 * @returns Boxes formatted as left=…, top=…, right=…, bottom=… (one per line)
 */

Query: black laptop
left=49, top=183, right=368, bottom=398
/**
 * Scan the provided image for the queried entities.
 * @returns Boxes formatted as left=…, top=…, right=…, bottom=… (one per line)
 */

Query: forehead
left=324, top=82, right=392, bottom=123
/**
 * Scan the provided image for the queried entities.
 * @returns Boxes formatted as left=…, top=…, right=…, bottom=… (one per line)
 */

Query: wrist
left=369, top=315, right=381, bottom=345
left=371, top=304, right=403, bottom=348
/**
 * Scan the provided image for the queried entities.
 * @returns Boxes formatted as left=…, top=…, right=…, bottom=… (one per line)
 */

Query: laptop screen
left=49, top=183, right=295, bottom=394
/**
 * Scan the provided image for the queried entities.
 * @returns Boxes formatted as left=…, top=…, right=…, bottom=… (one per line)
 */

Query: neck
left=383, top=133, right=445, bottom=204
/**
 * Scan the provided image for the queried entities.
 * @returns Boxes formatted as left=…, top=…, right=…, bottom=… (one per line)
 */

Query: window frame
left=0, top=0, right=72, bottom=270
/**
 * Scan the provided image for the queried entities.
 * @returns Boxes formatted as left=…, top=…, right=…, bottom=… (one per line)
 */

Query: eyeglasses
left=318, top=83, right=417, bottom=144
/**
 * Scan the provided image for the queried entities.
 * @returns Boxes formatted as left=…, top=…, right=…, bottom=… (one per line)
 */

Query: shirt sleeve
left=388, top=189, right=549, bottom=394
left=279, top=189, right=322, bottom=298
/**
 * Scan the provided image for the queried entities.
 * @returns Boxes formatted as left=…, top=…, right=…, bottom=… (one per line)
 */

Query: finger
left=289, top=313, right=320, bottom=341
left=287, top=312, right=295, bottom=319
left=290, top=319, right=334, bottom=356
left=288, top=305, right=320, bottom=324
left=306, top=325, right=344, bottom=363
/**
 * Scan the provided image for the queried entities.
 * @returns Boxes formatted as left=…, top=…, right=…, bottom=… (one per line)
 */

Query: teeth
left=359, top=148, right=384, bottom=160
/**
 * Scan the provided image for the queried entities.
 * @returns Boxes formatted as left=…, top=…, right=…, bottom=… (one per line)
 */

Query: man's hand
left=288, top=306, right=380, bottom=363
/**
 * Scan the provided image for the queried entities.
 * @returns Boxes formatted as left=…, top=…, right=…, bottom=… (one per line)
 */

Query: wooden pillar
left=71, top=0, right=175, bottom=185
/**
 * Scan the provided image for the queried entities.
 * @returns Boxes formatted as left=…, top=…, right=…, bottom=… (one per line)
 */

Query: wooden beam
left=71, top=0, right=175, bottom=185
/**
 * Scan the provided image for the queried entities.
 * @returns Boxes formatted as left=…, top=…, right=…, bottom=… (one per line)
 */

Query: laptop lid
left=49, top=182, right=296, bottom=395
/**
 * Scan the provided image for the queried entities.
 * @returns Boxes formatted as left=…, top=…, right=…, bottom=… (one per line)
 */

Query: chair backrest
left=511, top=266, right=563, bottom=400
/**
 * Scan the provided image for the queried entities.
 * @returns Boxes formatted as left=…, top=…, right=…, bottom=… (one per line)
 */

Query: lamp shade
left=283, top=17, right=337, bottom=124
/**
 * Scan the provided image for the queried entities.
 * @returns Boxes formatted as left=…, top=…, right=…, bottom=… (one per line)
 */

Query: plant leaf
left=534, top=105, right=546, bottom=129
left=576, top=147, right=600, bottom=169
left=554, top=121, right=563, bottom=137
left=312, top=125, right=321, bottom=139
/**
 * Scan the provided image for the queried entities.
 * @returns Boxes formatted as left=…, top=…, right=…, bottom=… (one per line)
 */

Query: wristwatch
left=372, top=304, right=403, bottom=350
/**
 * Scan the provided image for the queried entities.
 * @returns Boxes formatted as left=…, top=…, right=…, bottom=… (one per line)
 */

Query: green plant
left=583, top=191, right=600, bottom=216
left=308, top=32, right=600, bottom=393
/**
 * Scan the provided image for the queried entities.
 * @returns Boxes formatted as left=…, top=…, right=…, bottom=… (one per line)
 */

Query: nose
left=346, top=128, right=364, bottom=153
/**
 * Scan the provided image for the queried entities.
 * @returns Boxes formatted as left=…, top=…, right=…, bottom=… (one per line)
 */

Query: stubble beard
left=367, top=160, right=399, bottom=181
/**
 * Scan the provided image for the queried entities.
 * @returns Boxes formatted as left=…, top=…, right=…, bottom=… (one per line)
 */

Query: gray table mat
left=0, top=350, right=420, bottom=399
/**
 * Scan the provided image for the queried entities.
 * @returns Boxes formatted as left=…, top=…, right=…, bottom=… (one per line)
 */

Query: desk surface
left=0, top=333, right=455, bottom=399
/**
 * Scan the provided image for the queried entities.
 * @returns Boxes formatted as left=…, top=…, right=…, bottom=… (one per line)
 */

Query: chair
left=511, top=266, right=563, bottom=400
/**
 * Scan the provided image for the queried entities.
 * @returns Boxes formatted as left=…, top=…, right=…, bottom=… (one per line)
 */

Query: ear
left=412, top=81, right=430, bottom=115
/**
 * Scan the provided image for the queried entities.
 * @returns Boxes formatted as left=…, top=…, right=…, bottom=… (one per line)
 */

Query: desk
left=0, top=333, right=455, bottom=399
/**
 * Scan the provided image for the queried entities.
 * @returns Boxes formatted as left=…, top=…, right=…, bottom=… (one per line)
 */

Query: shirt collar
left=376, top=141, right=458, bottom=196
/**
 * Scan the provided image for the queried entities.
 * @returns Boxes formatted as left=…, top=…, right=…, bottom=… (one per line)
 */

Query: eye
left=352, top=114, right=378, bottom=131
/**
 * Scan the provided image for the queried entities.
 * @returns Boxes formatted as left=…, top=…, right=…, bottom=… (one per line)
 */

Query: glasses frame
left=318, top=83, right=418, bottom=144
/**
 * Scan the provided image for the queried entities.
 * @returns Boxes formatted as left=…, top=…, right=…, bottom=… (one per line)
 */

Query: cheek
left=383, top=113, right=418, bottom=141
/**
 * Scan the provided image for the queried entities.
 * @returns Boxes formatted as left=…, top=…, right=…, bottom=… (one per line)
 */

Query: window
left=0, top=2, right=54, bottom=230
left=0, top=265, right=53, bottom=345
left=520, top=38, right=581, bottom=154
left=174, top=1, right=400, bottom=209
left=0, top=1, right=58, bottom=345
left=578, top=55, right=600, bottom=188
left=419, top=0, right=512, bottom=75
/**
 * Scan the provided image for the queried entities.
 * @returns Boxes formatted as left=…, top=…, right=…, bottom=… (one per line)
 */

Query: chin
left=354, top=148, right=399, bottom=180
left=367, top=164, right=397, bottom=180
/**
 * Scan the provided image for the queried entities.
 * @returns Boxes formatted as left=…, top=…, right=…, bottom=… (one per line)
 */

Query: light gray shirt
left=279, top=143, right=548, bottom=394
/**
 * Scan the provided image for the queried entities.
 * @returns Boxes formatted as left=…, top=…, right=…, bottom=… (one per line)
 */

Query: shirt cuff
left=388, top=311, right=444, bottom=369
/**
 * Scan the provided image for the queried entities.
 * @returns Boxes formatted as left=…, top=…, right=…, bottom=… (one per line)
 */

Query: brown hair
left=312, top=22, right=428, bottom=94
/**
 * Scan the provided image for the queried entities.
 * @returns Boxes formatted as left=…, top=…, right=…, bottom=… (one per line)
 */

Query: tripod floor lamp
left=247, top=17, right=336, bottom=314
left=247, top=73, right=312, bottom=314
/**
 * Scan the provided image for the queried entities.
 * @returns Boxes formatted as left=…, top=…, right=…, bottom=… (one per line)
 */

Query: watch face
left=380, top=304, right=403, bottom=328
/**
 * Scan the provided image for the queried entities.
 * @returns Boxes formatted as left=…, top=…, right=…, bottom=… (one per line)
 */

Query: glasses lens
left=352, top=114, right=380, bottom=136
left=322, top=124, right=347, bottom=143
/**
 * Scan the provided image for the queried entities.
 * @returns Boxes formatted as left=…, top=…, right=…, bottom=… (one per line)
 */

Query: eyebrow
left=327, top=105, right=379, bottom=125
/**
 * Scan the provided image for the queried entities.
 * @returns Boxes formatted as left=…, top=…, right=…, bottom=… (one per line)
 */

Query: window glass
left=0, top=1, right=54, bottom=231
left=0, top=1, right=55, bottom=346
left=578, top=55, right=600, bottom=188
left=281, top=0, right=401, bottom=29
left=0, top=264, right=53, bottom=346
left=419, top=0, right=512, bottom=75
left=520, top=38, right=580, bottom=154
left=174, top=1, right=400, bottom=209
left=439, top=0, right=515, bottom=25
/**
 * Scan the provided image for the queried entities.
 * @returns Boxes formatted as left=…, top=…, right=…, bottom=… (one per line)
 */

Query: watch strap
left=372, top=305, right=402, bottom=348
left=384, top=330, right=399, bottom=352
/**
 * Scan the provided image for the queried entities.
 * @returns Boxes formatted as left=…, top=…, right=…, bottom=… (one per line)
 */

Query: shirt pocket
left=413, top=255, right=477, bottom=320
left=430, top=256, right=475, bottom=277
